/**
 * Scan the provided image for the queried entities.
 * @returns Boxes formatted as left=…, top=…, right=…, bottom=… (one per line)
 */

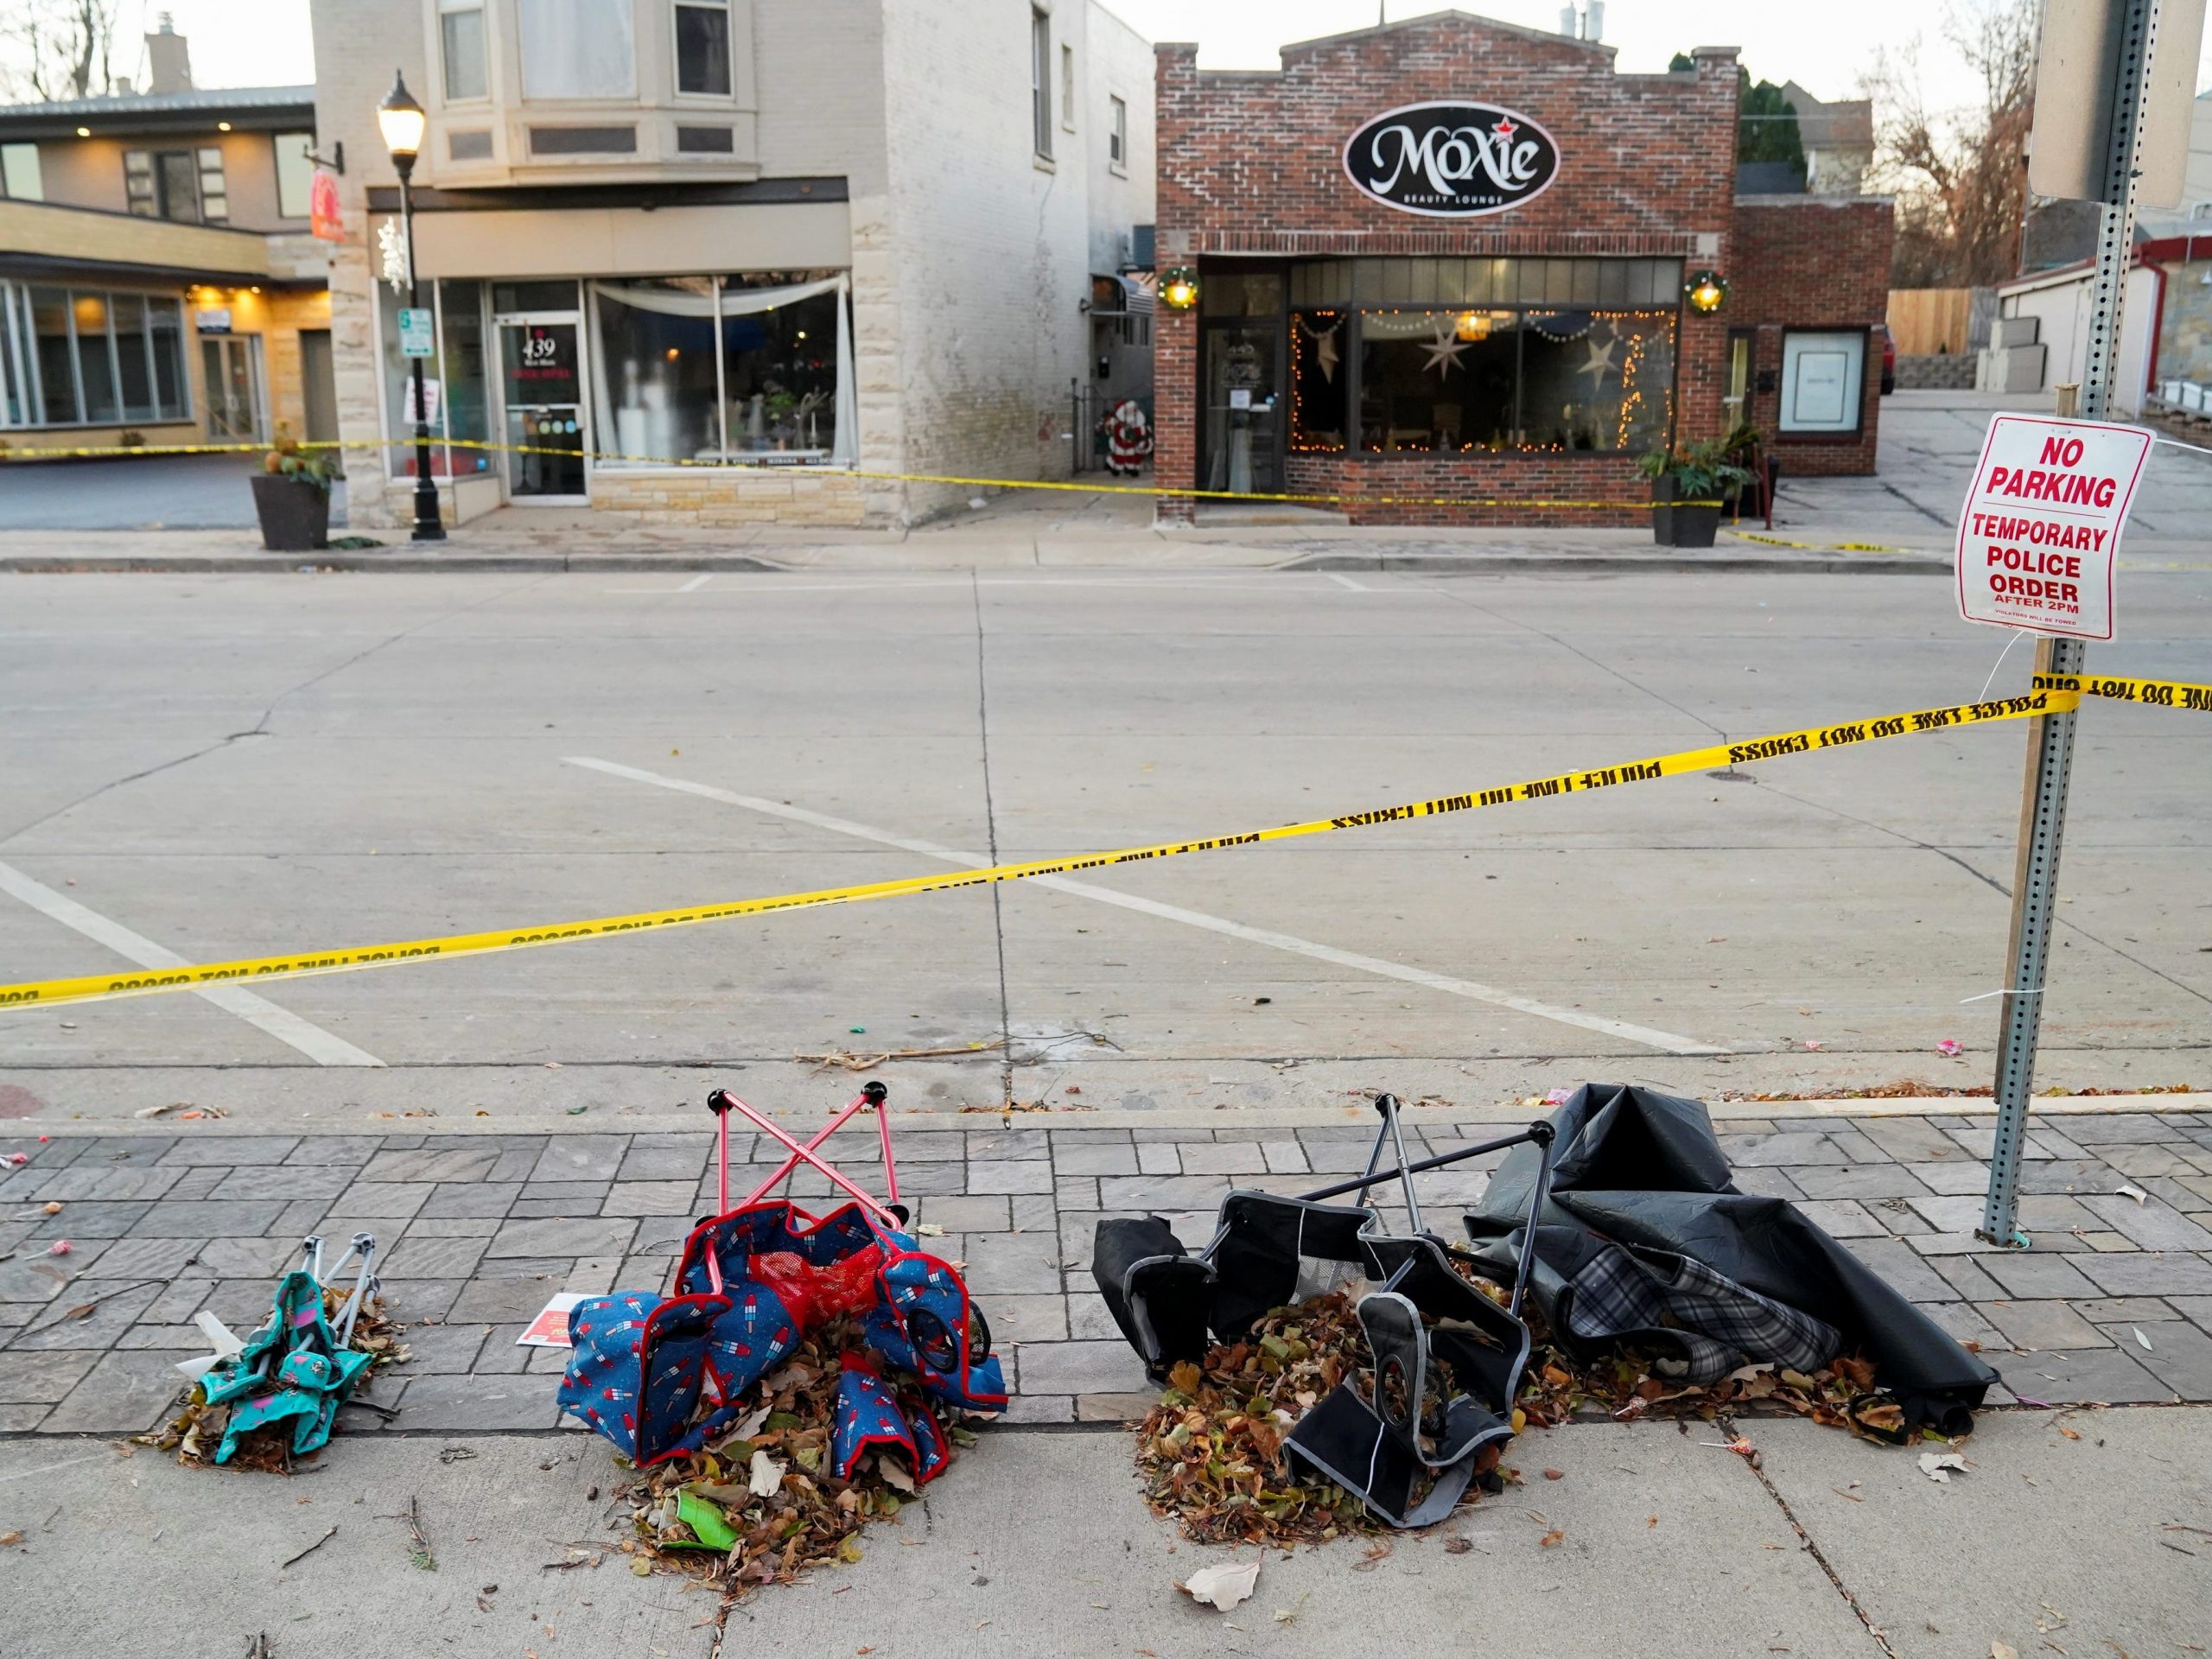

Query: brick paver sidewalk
left=3, top=1109, right=2209, bottom=1434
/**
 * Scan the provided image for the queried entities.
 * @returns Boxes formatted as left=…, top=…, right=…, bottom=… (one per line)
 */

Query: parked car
left=1878, top=324, right=1897, bottom=396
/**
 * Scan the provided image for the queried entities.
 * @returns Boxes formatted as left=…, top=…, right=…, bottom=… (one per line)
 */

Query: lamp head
left=378, top=70, right=428, bottom=166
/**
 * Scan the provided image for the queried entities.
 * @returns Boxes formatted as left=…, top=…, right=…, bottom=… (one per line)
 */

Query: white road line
left=564, top=757, right=1724, bottom=1057
left=1325, top=572, right=1370, bottom=592
left=677, top=573, right=715, bottom=592
left=0, top=861, right=384, bottom=1067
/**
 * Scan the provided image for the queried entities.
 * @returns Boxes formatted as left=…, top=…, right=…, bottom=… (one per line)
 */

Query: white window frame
left=0, top=141, right=42, bottom=200
left=272, top=131, right=315, bottom=219
left=673, top=0, right=734, bottom=99
left=1030, top=7, right=1052, bottom=162
left=1109, top=93, right=1126, bottom=173
left=1060, top=41, right=1075, bottom=131
left=437, top=0, right=491, bottom=104
left=1778, top=328, right=1867, bottom=435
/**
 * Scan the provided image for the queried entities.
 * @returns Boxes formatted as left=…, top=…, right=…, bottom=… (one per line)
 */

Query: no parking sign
left=1955, top=414, right=2152, bottom=641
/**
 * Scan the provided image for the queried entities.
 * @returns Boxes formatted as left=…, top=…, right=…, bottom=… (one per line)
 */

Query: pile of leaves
left=137, top=1288, right=408, bottom=1473
left=1135, top=1277, right=1943, bottom=1547
left=1135, top=1290, right=1511, bottom=1547
left=598, top=1317, right=970, bottom=1598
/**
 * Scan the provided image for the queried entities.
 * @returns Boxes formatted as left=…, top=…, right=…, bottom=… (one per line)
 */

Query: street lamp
left=378, top=70, right=443, bottom=542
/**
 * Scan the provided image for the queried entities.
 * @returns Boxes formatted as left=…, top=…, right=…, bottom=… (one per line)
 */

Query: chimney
left=1585, top=2, right=1603, bottom=41
left=111, top=75, right=135, bottom=96
left=1559, top=6, right=1576, bottom=35
left=145, top=14, right=193, bottom=95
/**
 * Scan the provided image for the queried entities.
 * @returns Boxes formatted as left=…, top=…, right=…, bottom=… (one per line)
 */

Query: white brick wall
left=311, top=0, right=1151, bottom=531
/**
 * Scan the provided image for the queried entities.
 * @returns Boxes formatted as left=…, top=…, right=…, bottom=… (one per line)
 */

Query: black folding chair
left=1092, top=1094, right=1555, bottom=1528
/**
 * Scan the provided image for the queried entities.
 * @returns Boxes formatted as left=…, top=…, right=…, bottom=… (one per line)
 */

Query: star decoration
left=1421, top=322, right=1472, bottom=378
left=1579, top=331, right=1619, bottom=388
left=1492, top=116, right=1518, bottom=139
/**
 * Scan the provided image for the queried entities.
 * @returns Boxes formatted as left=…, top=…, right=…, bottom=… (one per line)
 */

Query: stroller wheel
left=969, top=1303, right=994, bottom=1360
left=908, top=1306, right=961, bottom=1373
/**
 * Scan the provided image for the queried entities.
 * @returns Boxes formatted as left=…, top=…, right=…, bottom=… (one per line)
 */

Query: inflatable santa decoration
left=1103, top=399, right=1154, bottom=477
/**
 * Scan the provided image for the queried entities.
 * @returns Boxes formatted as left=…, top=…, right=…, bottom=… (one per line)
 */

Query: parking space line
left=564, top=757, right=1724, bottom=1056
left=0, top=860, right=385, bottom=1067
left=1325, top=573, right=1370, bottom=592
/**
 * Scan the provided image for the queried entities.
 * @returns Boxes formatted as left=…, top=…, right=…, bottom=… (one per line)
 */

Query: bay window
left=518, top=0, right=637, bottom=99
left=440, top=0, right=488, bottom=101
left=675, top=0, right=732, bottom=96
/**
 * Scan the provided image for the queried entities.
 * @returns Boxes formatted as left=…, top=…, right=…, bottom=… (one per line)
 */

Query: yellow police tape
left=2033, top=671, right=2212, bottom=712
left=0, top=435, right=1713, bottom=514
left=1724, top=530, right=1932, bottom=556
left=0, top=687, right=2079, bottom=1013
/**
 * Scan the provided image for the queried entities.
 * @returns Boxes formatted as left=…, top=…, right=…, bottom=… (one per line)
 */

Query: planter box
left=251, top=474, right=331, bottom=552
left=1649, top=481, right=1720, bottom=549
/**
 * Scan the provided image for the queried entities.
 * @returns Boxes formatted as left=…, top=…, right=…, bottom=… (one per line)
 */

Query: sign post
left=1974, top=0, right=2175, bottom=1249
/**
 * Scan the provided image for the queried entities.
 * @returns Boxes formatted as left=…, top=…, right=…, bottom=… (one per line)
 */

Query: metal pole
left=397, top=156, right=445, bottom=543
left=1979, top=0, right=2158, bottom=1248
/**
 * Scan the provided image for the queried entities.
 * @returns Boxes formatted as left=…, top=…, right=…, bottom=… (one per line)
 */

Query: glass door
left=493, top=314, right=587, bottom=499
left=200, top=335, right=264, bottom=442
left=1200, top=321, right=1284, bottom=495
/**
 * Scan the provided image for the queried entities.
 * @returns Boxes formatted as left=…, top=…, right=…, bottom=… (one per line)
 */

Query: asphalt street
left=0, top=453, right=351, bottom=531
left=0, top=563, right=2206, bottom=1123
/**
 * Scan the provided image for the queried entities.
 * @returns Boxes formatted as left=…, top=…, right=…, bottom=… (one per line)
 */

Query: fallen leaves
left=1538, top=1529, right=1564, bottom=1548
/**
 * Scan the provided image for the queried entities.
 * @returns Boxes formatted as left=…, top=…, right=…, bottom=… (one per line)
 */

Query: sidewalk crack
left=1720, top=1414, right=1900, bottom=1658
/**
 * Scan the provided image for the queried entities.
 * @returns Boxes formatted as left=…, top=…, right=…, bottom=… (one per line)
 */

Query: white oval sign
left=1342, top=100, right=1561, bottom=218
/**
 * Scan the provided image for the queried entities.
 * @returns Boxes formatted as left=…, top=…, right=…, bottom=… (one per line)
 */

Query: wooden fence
left=1887, top=288, right=1975, bottom=356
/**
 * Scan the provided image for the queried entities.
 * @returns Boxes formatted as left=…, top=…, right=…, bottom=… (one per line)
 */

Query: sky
left=37, top=1, right=2212, bottom=118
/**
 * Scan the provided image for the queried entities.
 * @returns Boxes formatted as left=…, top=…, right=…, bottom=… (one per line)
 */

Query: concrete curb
left=1273, top=550, right=1951, bottom=576
left=16, top=1090, right=2206, bottom=1138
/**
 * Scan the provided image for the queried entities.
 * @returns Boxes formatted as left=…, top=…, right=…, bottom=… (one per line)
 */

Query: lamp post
left=377, top=71, right=443, bottom=542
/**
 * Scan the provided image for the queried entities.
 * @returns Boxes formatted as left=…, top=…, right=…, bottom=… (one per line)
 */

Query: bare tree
left=0, top=0, right=122, bottom=102
left=1862, top=0, right=2038, bottom=287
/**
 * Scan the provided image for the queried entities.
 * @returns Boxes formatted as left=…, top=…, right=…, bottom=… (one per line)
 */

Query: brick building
left=309, top=0, right=1155, bottom=530
left=1152, top=12, right=1894, bottom=526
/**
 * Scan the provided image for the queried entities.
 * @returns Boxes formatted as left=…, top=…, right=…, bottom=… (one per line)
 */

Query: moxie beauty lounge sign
left=1342, top=101, right=1560, bottom=217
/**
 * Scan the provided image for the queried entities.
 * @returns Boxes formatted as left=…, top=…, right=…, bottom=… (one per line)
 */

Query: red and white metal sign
left=1955, top=414, right=2151, bottom=641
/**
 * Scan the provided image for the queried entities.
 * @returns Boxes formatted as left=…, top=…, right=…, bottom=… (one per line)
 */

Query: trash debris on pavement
left=518, top=1293, right=589, bottom=1346
left=1101, top=1093, right=1557, bottom=1529
left=139, top=1233, right=404, bottom=1471
left=1918, top=1452, right=1969, bottom=1483
left=1109, top=1083, right=2001, bottom=1547
left=556, top=1083, right=1004, bottom=1594
left=1178, top=1560, right=1261, bottom=1611
left=1464, top=1084, right=1998, bottom=1440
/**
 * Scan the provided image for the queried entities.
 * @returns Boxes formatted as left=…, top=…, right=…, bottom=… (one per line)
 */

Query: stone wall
left=1895, top=353, right=1975, bottom=391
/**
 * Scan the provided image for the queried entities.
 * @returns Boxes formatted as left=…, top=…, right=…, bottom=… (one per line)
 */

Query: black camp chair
left=1092, top=1094, right=1555, bottom=1528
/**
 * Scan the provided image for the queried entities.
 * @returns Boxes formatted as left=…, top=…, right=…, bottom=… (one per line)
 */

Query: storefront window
left=148, top=297, right=187, bottom=418
left=0, top=282, right=188, bottom=429
left=1201, top=270, right=1283, bottom=318
left=1289, top=311, right=1347, bottom=452
left=1349, top=305, right=1675, bottom=455
left=440, top=280, right=493, bottom=474
left=1517, top=309, right=1676, bottom=453
left=378, top=276, right=490, bottom=477
left=1358, top=309, right=1517, bottom=454
left=720, top=277, right=840, bottom=457
left=593, top=277, right=722, bottom=465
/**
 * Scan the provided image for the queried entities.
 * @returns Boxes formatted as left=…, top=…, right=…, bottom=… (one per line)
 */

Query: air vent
left=448, top=129, right=493, bottom=161
left=676, top=125, right=734, bottom=154
left=529, top=125, right=638, bottom=156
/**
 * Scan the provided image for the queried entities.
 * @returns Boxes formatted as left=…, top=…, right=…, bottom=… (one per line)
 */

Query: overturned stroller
left=1093, top=1094, right=1557, bottom=1528
left=559, top=1082, right=1005, bottom=1483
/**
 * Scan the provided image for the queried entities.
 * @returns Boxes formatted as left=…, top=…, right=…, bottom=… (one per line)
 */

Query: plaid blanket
left=1566, top=1244, right=1840, bottom=1383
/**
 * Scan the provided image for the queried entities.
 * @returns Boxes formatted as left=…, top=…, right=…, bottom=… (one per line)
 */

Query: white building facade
left=310, top=0, right=1154, bottom=529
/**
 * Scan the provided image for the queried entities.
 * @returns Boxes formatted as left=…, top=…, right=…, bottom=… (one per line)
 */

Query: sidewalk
left=3, top=1104, right=2208, bottom=1435
left=2, top=1103, right=2206, bottom=1658
left=1, top=1406, right=2201, bottom=1658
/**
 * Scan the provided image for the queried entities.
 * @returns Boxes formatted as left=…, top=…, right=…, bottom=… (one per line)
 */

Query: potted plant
left=1636, top=439, right=1753, bottom=548
left=251, top=433, right=339, bottom=552
left=764, top=388, right=800, bottom=451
